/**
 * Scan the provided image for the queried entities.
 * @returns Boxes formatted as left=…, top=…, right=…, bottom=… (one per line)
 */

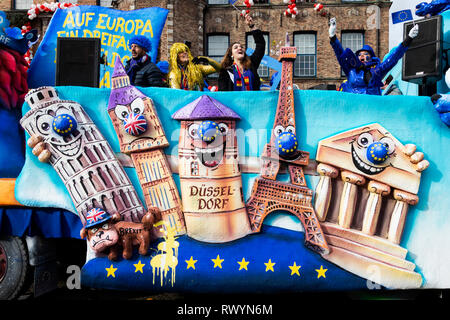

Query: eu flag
left=392, top=9, right=413, bottom=24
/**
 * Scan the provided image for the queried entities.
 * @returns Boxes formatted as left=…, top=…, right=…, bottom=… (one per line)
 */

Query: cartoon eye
left=379, top=137, right=395, bottom=154
left=90, top=227, right=98, bottom=233
left=130, top=97, right=145, bottom=115
left=285, top=125, right=295, bottom=134
left=101, top=223, right=110, bottom=230
left=114, top=105, right=130, bottom=121
left=218, top=123, right=229, bottom=135
left=274, top=125, right=285, bottom=137
left=188, top=123, right=199, bottom=139
left=36, top=114, right=54, bottom=135
left=357, top=132, right=373, bottom=147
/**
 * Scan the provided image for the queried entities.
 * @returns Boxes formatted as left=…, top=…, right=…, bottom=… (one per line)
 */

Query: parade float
left=0, top=2, right=449, bottom=299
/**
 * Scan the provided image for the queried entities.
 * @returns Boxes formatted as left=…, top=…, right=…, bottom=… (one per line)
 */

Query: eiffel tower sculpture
left=245, top=34, right=329, bottom=254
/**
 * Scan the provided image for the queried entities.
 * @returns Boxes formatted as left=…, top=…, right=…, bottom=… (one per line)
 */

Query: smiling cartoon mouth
left=52, top=135, right=82, bottom=157
left=194, top=142, right=226, bottom=168
left=351, top=145, right=386, bottom=175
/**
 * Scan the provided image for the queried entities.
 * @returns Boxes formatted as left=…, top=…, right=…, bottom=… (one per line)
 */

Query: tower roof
left=172, top=95, right=241, bottom=121
left=111, top=55, right=128, bottom=78
left=108, top=56, right=146, bottom=110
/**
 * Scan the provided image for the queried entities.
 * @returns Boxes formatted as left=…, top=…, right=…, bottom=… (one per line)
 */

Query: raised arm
left=246, top=14, right=265, bottom=69
left=195, top=56, right=222, bottom=76
left=375, top=24, right=419, bottom=79
left=329, top=17, right=344, bottom=58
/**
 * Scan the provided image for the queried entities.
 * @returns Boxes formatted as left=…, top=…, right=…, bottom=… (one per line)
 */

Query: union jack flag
left=124, top=113, right=148, bottom=136
left=86, top=208, right=108, bottom=225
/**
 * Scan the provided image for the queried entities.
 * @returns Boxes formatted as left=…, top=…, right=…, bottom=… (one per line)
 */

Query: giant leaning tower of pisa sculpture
left=20, top=87, right=146, bottom=225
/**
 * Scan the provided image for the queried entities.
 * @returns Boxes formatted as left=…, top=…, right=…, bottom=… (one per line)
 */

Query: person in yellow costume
left=168, top=42, right=221, bottom=91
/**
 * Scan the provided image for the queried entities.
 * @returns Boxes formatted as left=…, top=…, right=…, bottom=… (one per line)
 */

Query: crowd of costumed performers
left=1, top=1, right=450, bottom=125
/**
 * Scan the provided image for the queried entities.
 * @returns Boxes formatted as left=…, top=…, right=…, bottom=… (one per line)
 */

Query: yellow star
left=289, top=262, right=301, bottom=276
left=237, top=258, right=249, bottom=271
left=211, top=254, right=224, bottom=269
left=105, top=264, right=117, bottom=278
left=316, top=265, right=328, bottom=279
left=264, top=259, right=276, bottom=272
left=133, top=260, right=145, bottom=274
left=185, top=256, right=198, bottom=270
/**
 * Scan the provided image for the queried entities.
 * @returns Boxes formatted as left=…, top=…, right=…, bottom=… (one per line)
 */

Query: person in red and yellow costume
left=218, top=14, right=265, bottom=91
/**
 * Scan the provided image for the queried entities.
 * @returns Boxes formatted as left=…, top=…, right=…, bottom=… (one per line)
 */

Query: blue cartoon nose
left=123, top=113, right=148, bottom=136
left=198, top=121, right=219, bottom=143
left=275, top=132, right=298, bottom=157
left=366, top=142, right=389, bottom=164
left=52, top=114, right=77, bottom=136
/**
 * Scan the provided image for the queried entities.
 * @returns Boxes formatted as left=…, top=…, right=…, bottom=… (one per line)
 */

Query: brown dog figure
left=80, top=207, right=161, bottom=260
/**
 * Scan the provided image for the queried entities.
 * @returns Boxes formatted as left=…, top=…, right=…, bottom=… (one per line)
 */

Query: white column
left=362, top=181, right=391, bottom=235
left=314, top=163, right=339, bottom=222
left=338, top=171, right=366, bottom=229
left=388, top=189, right=419, bottom=244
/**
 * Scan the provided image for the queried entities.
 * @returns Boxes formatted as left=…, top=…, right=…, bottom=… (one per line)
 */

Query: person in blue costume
left=329, top=17, right=419, bottom=95
left=125, top=35, right=165, bottom=87
left=415, top=0, right=450, bottom=17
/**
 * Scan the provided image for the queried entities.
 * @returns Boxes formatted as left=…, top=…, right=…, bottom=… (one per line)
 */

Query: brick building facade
left=3, top=0, right=392, bottom=90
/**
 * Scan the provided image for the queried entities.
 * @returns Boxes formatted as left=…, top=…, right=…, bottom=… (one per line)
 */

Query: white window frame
left=98, top=0, right=113, bottom=7
left=15, top=0, right=34, bottom=10
left=294, top=33, right=316, bottom=77
left=207, top=34, right=229, bottom=79
left=207, top=0, right=228, bottom=4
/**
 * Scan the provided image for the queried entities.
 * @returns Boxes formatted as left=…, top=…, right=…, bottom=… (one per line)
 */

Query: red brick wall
left=204, top=0, right=392, bottom=89
left=3, top=0, right=392, bottom=90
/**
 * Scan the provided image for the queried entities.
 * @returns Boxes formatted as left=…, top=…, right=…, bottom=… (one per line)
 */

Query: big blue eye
left=198, top=121, right=219, bottom=143
left=52, top=114, right=77, bottom=137
left=366, top=142, right=389, bottom=164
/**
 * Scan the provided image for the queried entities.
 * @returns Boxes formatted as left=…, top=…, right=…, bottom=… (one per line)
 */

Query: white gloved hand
left=409, top=24, right=419, bottom=38
left=329, top=17, right=336, bottom=38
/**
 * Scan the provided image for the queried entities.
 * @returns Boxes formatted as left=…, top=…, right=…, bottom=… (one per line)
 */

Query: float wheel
left=0, top=236, right=29, bottom=300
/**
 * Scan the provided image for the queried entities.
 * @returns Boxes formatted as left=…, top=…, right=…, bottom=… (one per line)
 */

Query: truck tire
left=0, top=236, right=29, bottom=300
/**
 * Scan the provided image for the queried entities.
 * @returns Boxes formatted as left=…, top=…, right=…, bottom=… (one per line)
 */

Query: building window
left=246, top=32, right=269, bottom=78
left=207, top=34, right=229, bottom=78
left=341, top=31, right=364, bottom=76
left=207, top=0, right=268, bottom=4
left=341, top=32, right=364, bottom=52
left=293, top=33, right=316, bottom=77
left=15, top=0, right=33, bottom=9
left=208, top=0, right=228, bottom=4
left=97, top=0, right=113, bottom=6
